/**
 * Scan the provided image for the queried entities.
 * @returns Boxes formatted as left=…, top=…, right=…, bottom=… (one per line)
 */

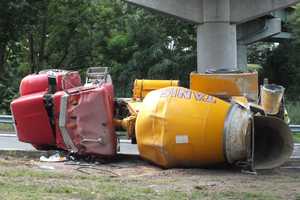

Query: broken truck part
left=11, top=69, right=117, bottom=156
left=10, top=68, right=294, bottom=171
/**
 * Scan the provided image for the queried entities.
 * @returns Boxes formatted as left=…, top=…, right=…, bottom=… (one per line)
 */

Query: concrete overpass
left=125, top=0, right=300, bottom=72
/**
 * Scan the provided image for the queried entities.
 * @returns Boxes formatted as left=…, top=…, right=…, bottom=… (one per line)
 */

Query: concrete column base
left=197, top=23, right=237, bottom=73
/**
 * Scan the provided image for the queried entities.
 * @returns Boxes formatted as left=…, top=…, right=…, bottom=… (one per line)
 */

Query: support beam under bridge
left=125, top=0, right=300, bottom=73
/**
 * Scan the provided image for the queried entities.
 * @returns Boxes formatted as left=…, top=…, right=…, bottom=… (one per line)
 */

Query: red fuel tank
left=20, top=70, right=81, bottom=96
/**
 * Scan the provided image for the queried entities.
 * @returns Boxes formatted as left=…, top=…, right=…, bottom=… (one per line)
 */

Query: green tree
left=248, top=5, right=300, bottom=100
left=0, top=0, right=198, bottom=113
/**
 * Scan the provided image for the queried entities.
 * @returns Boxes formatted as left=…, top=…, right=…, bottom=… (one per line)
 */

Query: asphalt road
left=0, top=134, right=34, bottom=151
left=0, top=133, right=139, bottom=155
left=0, top=133, right=299, bottom=159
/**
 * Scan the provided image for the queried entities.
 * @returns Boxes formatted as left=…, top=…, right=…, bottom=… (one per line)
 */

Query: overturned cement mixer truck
left=10, top=68, right=294, bottom=172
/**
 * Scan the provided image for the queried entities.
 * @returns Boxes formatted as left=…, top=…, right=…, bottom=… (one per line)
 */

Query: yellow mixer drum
left=135, top=87, right=252, bottom=168
left=135, top=87, right=294, bottom=169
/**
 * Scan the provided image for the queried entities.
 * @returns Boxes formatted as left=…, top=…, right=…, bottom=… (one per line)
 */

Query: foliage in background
left=286, top=101, right=300, bottom=124
left=0, top=0, right=196, bottom=113
left=1, top=1, right=300, bottom=114
left=249, top=42, right=300, bottom=100
left=248, top=5, right=300, bottom=101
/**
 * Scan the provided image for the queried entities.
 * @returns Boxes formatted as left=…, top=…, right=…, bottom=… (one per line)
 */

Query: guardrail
left=1, top=115, right=300, bottom=134
left=290, top=125, right=300, bottom=133
left=0, top=115, right=13, bottom=124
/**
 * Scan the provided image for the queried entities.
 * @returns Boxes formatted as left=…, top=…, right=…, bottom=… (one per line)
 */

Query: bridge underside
left=126, top=0, right=300, bottom=72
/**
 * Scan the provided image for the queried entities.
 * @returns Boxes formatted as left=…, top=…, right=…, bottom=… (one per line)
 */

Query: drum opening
left=253, top=116, right=293, bottom=169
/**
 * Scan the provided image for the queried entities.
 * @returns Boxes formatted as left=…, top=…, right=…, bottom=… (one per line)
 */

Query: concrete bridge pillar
left=126, top=0, right=300, bottom=73
left=197, top=23, right=237, bottom=72
left=197, top=0, right=237, bottom=72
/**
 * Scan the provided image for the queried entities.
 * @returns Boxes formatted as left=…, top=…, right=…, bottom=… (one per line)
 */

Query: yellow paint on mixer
left=135, top=86, right=294, bottom=169
left=190, top=72, right=258, bottom=101
left=135, top=86, right=251, bottom=168
left=133, top=79, right=179, bottom=100
left=127, top=78, right=293, bottom=170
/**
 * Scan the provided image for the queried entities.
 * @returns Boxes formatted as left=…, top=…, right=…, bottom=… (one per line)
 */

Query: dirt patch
left=0, top=152, right=300, bottom=200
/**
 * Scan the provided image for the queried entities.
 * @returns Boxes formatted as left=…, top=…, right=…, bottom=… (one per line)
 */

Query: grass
left=294, top=134, right=300, bottom=143
left=0, top=167, right=179, bottom=200
left=190, top=191, right=279, bottom=200
left=0, top=123, right=14, bottom=132
left=286, top=101, right=300, bottom=124
left=287, top=102, right=300, bottom=143
left=0, top=168, right=173, bottom=200
left=0, top=166, right=283, bottom=200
